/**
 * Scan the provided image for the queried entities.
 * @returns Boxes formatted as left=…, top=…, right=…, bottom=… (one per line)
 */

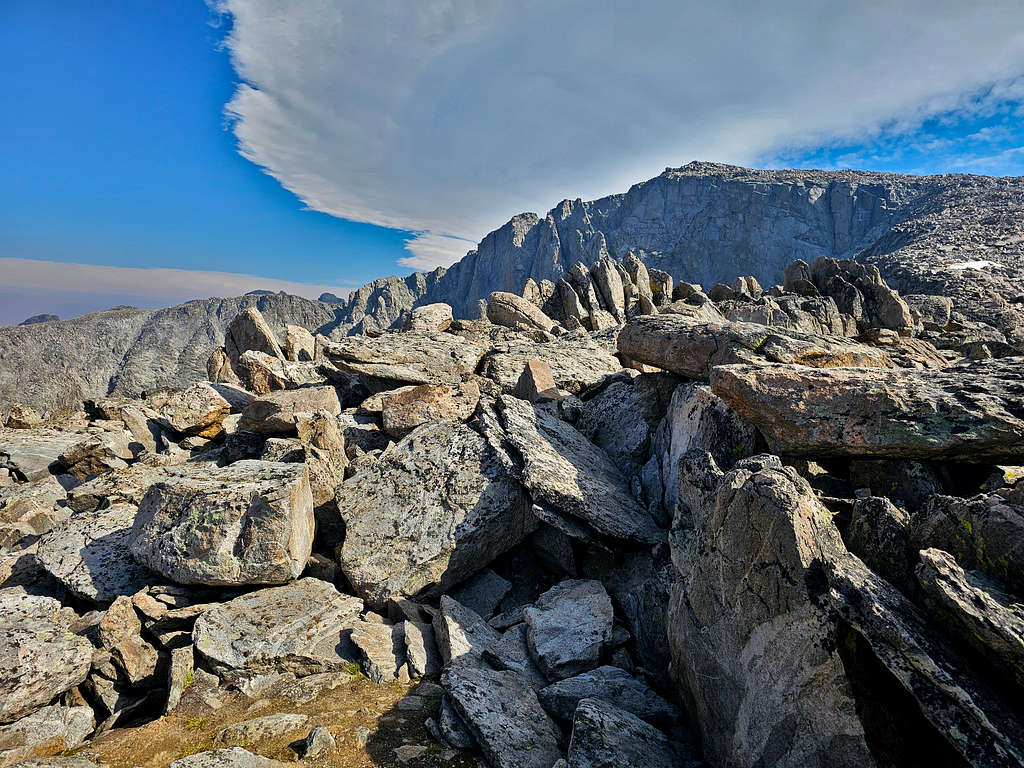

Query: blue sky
left=1, top=1, right=1023, bottom=325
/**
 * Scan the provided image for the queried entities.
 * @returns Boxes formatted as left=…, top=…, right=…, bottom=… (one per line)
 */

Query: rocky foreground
left=1, top=252, right=1023, bottom=768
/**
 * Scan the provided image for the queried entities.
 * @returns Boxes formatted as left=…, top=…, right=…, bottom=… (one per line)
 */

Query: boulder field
left=1, top=250, right=1023, bottom=767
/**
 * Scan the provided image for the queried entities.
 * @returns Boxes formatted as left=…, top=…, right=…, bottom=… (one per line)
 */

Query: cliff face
left=346, top=163, right=1023, bottom=342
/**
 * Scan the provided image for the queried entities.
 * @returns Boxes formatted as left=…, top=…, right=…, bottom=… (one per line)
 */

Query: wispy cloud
left=213, top=1, right=1024, bottom=270
left=0, top=258, right=355, bottom=326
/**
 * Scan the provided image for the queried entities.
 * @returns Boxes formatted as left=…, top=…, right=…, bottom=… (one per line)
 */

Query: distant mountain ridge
left=2, top=161, right=1022, bottom=414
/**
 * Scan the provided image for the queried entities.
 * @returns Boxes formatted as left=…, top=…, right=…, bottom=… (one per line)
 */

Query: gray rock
left=477, top=335, right=621, bottom=395
left=36, top=502, right=158, bottom=603
left=325, top=333, right=484, bottom=389
left=513, top=359, right=561, bottom=403
left=0, top=475, right=70, bottom=550
left=441, top=664, right=562, bottom=768
left=487, top=291, right=558, bottom=333
left=439, top=695, right=475, bottom=749
left=668, top=455, right=873, bottom=767
left=130, top=460, right=314, bottom=586
left=283, top=324, right=316, bottom=362
left=0, top=591, right=93, bottom=724
left=170, top=746, right=290, bottom=768
left=238, top=386, right=342, bottom=435
left=847, top=496, right=912, bottom=591
left=98, top=594, right=160, bottom=685
left=523, top=580, right=613, bottom=680
left=916, top=548, right=1024, bottom=688
left=910, top=491, right=1024, bottom=595
left=301, top=725, right=336, bottom=758
left=351, top=621, right=407, bottom=683
left=0, top=704, right=94, bottom=768
left=215, top=714, right=310, bottom=746
left=380, top=380, right=480, bottom=439
left=164, top=645, right=195, bottom=714
left=156, top=382, right=232, bottom=438
left=225, top=307, right=284, bottom=370
left=485, top=395, right=661, bottom=544
left=482, top=624, right=548, bottom=690
left=192, top=578, right=364, bottom=677
left=402, top=620, right=440, bottom=678
left=432, top=595, right=500, bottom=667
left=618, top=314, right=893, bottom=380
left=404, top=303, right=453, bottom=334
left=539, top=666, right=677, bottom=725
left=0, top=429, right=82, bottom=481
left=337, top=419, right=534, bottom=609
left=565, top=698, right=687, bottom=768
left=449, top=568, right=511, bottom=620
left=7, top=759, right=98, bottom=768
left=711, top=359, right=1024, bottom=462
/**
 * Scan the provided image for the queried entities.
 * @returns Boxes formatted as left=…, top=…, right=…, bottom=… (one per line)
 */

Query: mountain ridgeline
left=2, top=161, right=1022, bottom=414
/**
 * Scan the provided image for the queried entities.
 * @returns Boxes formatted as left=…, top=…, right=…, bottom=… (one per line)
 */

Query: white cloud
left=0, top=258, right=355, bottom=325
left=213, top=0, right=1024, bottom=270
left=399, top=232, right=477, bottom=270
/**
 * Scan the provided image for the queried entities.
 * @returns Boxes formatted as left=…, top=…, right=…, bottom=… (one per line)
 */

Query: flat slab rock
left=35, top=502, right=159, bottom=604
left=617, top=313, right=893, bottom=378
left=478, top=334, right=622, bottom=395
left=432, top=595, right=500, bottom=667
left=130, top=460, right=314, bottom=586
left=0, top=429, right=82, bottom=481
left=566, top=698, right=691, bottom=768
left=170, top=747, right=291, bottom=768
left=338, top=419, right=534, bottom=609
left=192, top=578, right=364, bottom=677
left=484, top=395, right=661, bottom=544
left=0, top=703, right=94, bottom=766
left=524, top=579, right=614, bottom=681
left=539, top=665, right=677, bottom=724
left=442, top=663, right=563, bottom=768
left=237, top=386, right=342, bottom=435
left=711, top=358, right=1024, bottom=462
left=325, top=333, right=484, bottom=388
left=0, top=590, right=93, bottom=724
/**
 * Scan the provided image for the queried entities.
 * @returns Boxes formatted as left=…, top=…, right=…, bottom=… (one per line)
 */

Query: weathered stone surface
left=351, top=621, right=407, bottom=683
left=58, top=431, right=136, bottom=480
left=487, top=291, right=559, bottom=333
left=283, top=324, right=316, bottom=362
left=484, top=395, right=660, bottom=543
left=442, top=664, right=562, bottom=768
left=238, top=386, right=341, bottom=435
left=512, top=359, right=560, bottom=403
left=225, top=307, right=284, bottom=370
left=338, top=419, right=534, bottom=609
left=478, top=335, right=622, bottom=395
left=847, top=497, right=912, bottom=591
left=0, top=429, right=82, bottom=481
left=916, top=548, right=1024, bottom=687
left=5, top=759, right=98, bottom=768
left=403, top=620, right=440, bottom=678
left=380, top=381, right=480, bottom=438
left=325, top=333, right=484, bottom=389
left=300, top=725, right=335, bottom=759
left=0, top=475, right=69, bottom=550
left=36, top=502, right=158, bottom=603
left=98, top=595, right=160, bottom=685
left=481, top=624, right=548, bottom=690
left=618, top=314, right=891, bottom=379
left=131, top=460, right=314, bottom=586
left=539, top=666, right=676, bottom=725
left=565, top=698, right=686, bottom=768
left=523, top=580, right=613, bottom=681
left=4, top=404, right=43, bottom=430
left=668, top=455, right=873, bottom=768
left=0, top=591, right=93, bottom=724
left=712, top=359, right=1024, bottom=462
left=164, top=644, right=194, bottom=714
left=911, top=492, right=1024, bottom=594
left=449, top=568, right=511, bottom=620
left=215, top=714, right=310, bottom=746
left=432, top=595, right=500, bottom=667
left=170, top=746, right=290, bottom=768
left=235, top=351, right=326, bottom=395
left=193, top=578, right=363, bottom=677
left=156, top=383, right=231, bottom=438
left=0, top=704, right=94, bottom=768
left=404, top=303, right=453, bottom=334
